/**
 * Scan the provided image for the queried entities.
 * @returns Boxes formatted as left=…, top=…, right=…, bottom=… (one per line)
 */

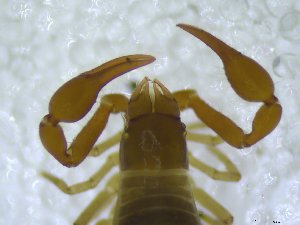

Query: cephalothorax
left=40, top=24, right=282, bottom=225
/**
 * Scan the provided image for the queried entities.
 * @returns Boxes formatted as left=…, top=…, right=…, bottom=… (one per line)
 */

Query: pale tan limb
left=108, top=202, right=116, bottom=219
left=89, top=131, right=123, bottom=157
left=185, top=118, right=240, bottom=181
left=186, top=131, right=223, bottom=146
left=188, top=146, right=241, bottom=181
left=198, top=212, right=221, bottom=225
left=193, top=186, right=233, bottom=225
left=41, top=152, right=119, bottom=194
left=74, top=174, right=119, bottom=225
left=186, top=122, right=207, bottom=130
left=185, top=121, right=224, bottom=145
left=95, top=219, right=113, bottom=225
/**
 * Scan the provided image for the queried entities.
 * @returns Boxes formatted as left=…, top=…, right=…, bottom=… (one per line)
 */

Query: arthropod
left=40, top=24, right=282, bottom=225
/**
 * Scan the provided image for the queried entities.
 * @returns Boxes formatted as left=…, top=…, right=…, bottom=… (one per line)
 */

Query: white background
left=1, top=0, right=300, bottom=224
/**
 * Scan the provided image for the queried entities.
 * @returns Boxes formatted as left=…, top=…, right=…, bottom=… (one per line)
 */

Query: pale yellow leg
left=74, top=174, right=119, bottom=225
left=193, top=186, right=233, bottom=225
left=186, top=124, right=240, bottom=224
left=186, top=131, right=223, bottom=146
left=185, top=121, right=223, bottom=145
left=186, top=122, right=207, bottom=130
left=89, top=131, right=123, bottom=157
left=41, top=152, right=119, bottom=194
left=188, top=145, right=240, bottom=182
left=95, top=219, right=113, bottom=225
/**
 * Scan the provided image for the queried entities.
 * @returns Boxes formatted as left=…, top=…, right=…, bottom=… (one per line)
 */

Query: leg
left=193, top=186, right=233, bottom=225
left=89, top=131, right=123, bottom=157
left=185, top=121, right=223, bottom=145
left=39, top=55, right=155, bottom=167
left=186, top=122, right=208, bottom=130
left=91, top=202, right=116, bottom=225
left=74, top=174, right=119, bottom=225
left=95, top=219, right=113, bottom=225
left=175, top=24, right=282, bottom=148
left=188, top=146, right=241, bottom=181
left=186, top=131, right=223, bottom=146
left=41, top=152, right=119, bottom=194
left=186, top=119, right=240, bottom=181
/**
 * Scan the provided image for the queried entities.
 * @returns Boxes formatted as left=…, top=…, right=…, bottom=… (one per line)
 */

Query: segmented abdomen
left=113, top=169, right=201, bottom=225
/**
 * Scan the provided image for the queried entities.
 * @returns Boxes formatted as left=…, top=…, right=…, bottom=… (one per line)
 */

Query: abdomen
left=113, top=169, right=201, bottom=225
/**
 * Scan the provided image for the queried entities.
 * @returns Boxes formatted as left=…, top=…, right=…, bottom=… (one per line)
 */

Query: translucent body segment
left=119, top=114, right=188, bottom=170
left=40, top=94, right=128, bottom=167
left=193, top=186, right=233, bottom=225
left=114, top=169, right=201, bottom=225
left=49, top=55, right=155, bottom=122
left=40, top=152, right=118, bottom=194
left=177, top=24, right=275, bottom=103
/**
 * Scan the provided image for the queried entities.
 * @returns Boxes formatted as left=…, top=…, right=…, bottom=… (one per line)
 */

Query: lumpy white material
left=1, top=0, right=299, bottom=224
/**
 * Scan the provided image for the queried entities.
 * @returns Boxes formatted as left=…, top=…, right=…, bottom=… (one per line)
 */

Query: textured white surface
left=1, top=0, right=300, bottom=225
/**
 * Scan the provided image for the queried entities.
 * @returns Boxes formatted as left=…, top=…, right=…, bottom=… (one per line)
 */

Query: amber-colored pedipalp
left=176, top=24, right=282, bottom=148
left=39, top=55, right=155, bottom=167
